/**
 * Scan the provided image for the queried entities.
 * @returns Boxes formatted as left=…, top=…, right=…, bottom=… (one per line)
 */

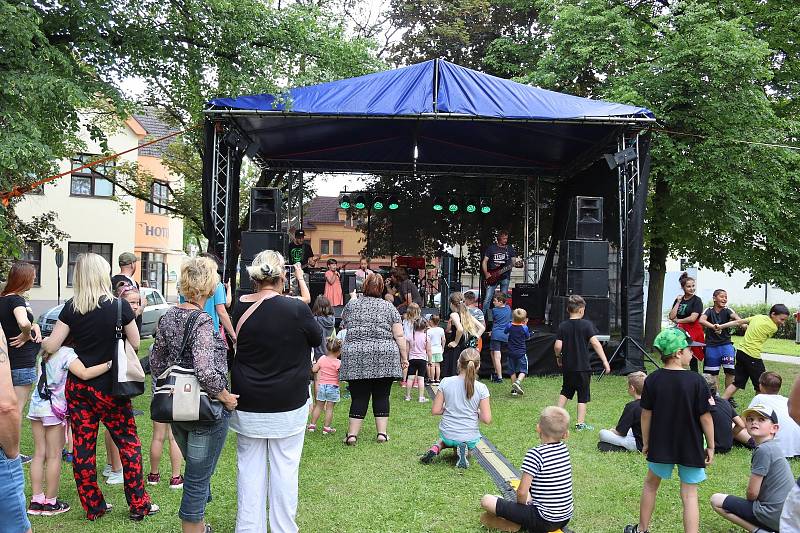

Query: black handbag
left=150, top=310, right=224, bottom=423
left=111, top=298, right=146, bottom=398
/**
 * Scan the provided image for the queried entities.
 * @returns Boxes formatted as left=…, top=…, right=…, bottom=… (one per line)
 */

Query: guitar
left=485, top=264, right=514, bottom=286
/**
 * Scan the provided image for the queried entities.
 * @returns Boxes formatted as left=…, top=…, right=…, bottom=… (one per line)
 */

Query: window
left=70, top=154, right=115, bottom=197
left=141, top=252, right=165, bottom=294
left=320, top=240, right=330, bottom=255
left=67, top=242, right=113, bottom=286
left=145, top=290, right=164, bottom=306
left=22, top=241, right=42, bottom=286
left=145, top=181, right=169, bottom=214
left=333, top=240, right=342, bottom=255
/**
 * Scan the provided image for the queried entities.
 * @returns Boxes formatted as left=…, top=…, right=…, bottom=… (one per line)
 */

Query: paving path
left=762, top=352, right=800, bottom=365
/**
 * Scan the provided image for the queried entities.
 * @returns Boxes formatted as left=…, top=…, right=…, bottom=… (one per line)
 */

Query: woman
left=669, top=272, right=704, bottom=371
left=42, top=253, right=156, bottom=521
left=393, top=267, right=423, bottom=314
left=340, top=273, right=409, bottom=445
left=150, top=257, right=237, bottom=533
left=443, top=292, right=486, bottom=378
left=230, top=253, right=321, bottom=533
left=0, top=262, right=41, bottom=461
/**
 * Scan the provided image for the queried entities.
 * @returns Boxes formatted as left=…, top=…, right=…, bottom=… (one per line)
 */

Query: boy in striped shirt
left=479, top=406, right=574, bottom=532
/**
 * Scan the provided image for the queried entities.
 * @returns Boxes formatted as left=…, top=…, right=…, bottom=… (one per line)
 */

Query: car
left=37, top=287, right=171, bottom=338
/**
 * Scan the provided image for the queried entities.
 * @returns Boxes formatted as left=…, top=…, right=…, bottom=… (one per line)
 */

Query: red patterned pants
left=66, top=379, right=151, bottom=520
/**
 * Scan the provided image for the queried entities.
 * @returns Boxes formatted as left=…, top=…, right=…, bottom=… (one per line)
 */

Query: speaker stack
left=238, top=187, right=286, bottom=296
left=439, top=253, right=461, bottom=318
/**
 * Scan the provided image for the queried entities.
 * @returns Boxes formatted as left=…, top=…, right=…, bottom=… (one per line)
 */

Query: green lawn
left=732, top=335, right=800, bottom=356
left=19, top=342, right=800, bottom=532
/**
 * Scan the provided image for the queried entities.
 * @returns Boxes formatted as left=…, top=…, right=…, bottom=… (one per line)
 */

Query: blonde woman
left=42, top=253, right=157, bottom=521
left=443, top=292, right=486, bottom=378
left=149, top=256, right=237, bottom=533
left=230, top=251, right=322, bottom=533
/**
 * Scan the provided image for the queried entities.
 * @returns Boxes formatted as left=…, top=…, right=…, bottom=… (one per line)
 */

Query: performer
left=354, top=257, right=374, bottom=293
left=481, top=230, right=522, bottom=317
left=287, top=228, right=319, bottom=295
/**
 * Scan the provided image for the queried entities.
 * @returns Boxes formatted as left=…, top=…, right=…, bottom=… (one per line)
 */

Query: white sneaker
left=102, top=464, right=113, bottom=477
left=106, top=469, right=124, bottom=485
left=418, top=397, right=429, bottom=403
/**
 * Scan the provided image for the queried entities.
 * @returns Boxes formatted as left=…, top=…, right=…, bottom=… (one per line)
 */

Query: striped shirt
left=520, top=442, right=573, bottom=522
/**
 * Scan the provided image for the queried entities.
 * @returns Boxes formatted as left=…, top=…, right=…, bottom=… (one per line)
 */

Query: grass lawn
left=19, top=341, right=800, bottom=532
left=732, top=335, right=800, bottom=357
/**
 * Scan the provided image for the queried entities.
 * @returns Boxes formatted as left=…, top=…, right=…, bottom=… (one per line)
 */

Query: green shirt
left=738, top=314, right=777, bottom=359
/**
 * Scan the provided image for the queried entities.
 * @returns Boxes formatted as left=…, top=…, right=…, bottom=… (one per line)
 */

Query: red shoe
left=169, top=475, right=184, bottom=489
left=146, top=472, right=160, bottom=485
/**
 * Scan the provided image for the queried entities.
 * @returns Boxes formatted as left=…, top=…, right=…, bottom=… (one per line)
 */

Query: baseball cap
left=295, top=229, right=305, bottom=237
left=741, top=404, right=779, bottom=424
left=652, top=328, right=705, bottom=358
left=118, top=252, right=138, bottom=266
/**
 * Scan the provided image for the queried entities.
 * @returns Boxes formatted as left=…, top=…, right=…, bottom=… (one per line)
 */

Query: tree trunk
left=644, top=175, right=669, bottom=349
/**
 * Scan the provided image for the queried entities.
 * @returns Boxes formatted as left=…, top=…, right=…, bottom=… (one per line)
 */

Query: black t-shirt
left=709, top=394, right=736, bottom=452
left=703, top=307, right=735, bottom=346
left=230, top=296, right=322, bottom=413
left=59, top=297, right=135, bottom=394
left=556, top=318, right=599, bottom=372
left=287, top=242, right=314, bottom=272
left=640, top=369, right=711, bottom=467
left=616, top=399, right=644, bottom=451
left=484, top=244, right=516, bottom=280
left=111, top=274, right=142, bottom=332
left=0, top=295, right=38, bottom=369
left=399, top=279, right=423, bottom=307
left=674, top=295, right=703, bottom=320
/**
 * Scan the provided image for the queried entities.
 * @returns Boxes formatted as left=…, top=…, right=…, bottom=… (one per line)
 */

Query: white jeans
left=236, top=431, right=305, bottom=533
left=781, top=483, right=800, bottom=531
left=598, top=428, right=638, bottom=451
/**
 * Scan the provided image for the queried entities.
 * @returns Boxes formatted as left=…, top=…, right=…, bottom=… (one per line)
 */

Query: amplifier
left=558, top=240, right=609, bottom=270
left=511, top=285, right=544, bottom=321
left=550, top=295, right=610, bottom=335
left=556, top=268, right=609, bottom=297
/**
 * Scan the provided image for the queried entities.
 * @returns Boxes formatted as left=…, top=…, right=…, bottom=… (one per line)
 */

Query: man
left=0, top=325, right=32, bottom=533
left=111, top=251, right=143, bottom=330
left=482, top=230, right=522, bottom=317
left=287, top=229, right=318, bottom=295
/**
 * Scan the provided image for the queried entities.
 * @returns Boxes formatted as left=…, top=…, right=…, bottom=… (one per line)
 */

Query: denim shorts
left=490, top=340, right=507, bottom=352
left=648, top=461, right=706, bottom=484
left=0, top=448, right=32, bottom=533
left=507, top=353, right=528, bottom=375
left=11, top=366, right=37, bottom=387
left=316, top=383, right=340, bottom=403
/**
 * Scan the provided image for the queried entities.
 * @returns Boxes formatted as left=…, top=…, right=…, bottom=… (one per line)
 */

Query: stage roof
left=206, top=59, right=655, bottom=177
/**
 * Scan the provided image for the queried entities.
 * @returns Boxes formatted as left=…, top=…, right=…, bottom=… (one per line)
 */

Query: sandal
left=376, top=433, right=390, bottom=443
left=306, top=424, right=316, bottom=432
left=344, top=434, right=358, bottom=446
left=322, top=426, right=336, bottom=434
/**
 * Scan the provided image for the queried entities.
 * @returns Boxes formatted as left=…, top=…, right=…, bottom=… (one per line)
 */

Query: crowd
left=1, top=249, right=800, bottom=533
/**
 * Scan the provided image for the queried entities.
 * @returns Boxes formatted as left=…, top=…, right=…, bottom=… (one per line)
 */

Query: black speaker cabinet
left=240, top=231, right=287, bottom=261
left=249, top=187, right=281, bottom=232
left=309, top=271, right=326, bottom=303
left=568, top=196, right=603, bottom=240
left=550, top=295, right=610, bottom=335
left=511, top=284, right=545, bottom=321
left=558, top=240, right=609, bottom=270
left=440, top=253, right=459, bottom=282
left=557, top=268, right=609, bottom=297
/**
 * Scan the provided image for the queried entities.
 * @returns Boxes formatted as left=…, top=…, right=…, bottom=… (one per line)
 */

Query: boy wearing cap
left=710, top=404, right=794, bottom=533
left=624, top=328, right=714, bottom=533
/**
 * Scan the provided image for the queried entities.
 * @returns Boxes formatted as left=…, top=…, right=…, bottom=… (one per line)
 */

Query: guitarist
left=481, top=230, right=522, bottom=316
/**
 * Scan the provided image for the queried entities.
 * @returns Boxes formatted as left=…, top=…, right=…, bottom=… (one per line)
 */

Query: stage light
left=448, top=197, right=459, bottom=213
left=480, top=197, right=492, bottom=214
left=388, top=195, right=399, bottom=210
left=339, top=195, right=351, bottom=209
left=465, top=199, right=477, bottom=213
left=432, top=197, right=444, bottom=211
left=354, top=194, right=366, bottom=210
left=373, top=195, right=385, bottom=210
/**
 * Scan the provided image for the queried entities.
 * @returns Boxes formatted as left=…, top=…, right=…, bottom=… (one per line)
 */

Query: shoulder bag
left=112, top=298, right=146, bottom=398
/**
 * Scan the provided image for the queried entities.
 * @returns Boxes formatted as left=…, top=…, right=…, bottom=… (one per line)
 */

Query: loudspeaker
left=440, top=253, right=459, bottom=282
left=557, top=268, right=609, bottom=297
left=249, top=187, right=281, bottom=231
left=568, top=196, right=603, bottom=240
left=558, top=240, right=609, bottom=270
left=309, top=272, right=326, bottom=303
left=240, top=231, right=287, bottom=261
left=341, top=271, right=356, bottom=301
left=550, top=295, right=610, bottom=335
left=511, top=284, right=545, bottom=321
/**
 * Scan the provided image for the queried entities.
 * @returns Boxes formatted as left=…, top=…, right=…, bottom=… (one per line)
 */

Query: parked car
left=37, top=287, right=171, bottom=338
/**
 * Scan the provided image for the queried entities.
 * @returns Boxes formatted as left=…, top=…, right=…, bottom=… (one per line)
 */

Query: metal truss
left=617, top=132, right=642, bottom=265
left=211, top=125, right=235, bottom=273
left=523, top=177, right=541, bottom=283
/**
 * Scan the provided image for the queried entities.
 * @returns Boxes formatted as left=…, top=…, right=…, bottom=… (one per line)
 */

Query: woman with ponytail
left=668, top=272, right=705, bottom=371
left=420, top=348, right=491, bottom=469
left=442, top=292, right=485, bottom=378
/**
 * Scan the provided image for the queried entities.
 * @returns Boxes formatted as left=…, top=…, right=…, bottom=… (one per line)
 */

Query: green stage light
left=354, top=194, right=366, bottom=209
left=339, top=195, right=351, bottom=209
left=388, top=195, right=399, bottom=210
left=432, top=197, right=444, bottom=211
left=373, top=196, right=385, bottom=210
left=448, top=198, right=459, bottom=213
left=466, top=200, right=477, bottom=213
left=480, top=197, right=492, bottom=214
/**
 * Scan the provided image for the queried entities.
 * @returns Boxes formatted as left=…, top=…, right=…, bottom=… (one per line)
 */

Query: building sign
left=136, top=221, right=171, bottom=247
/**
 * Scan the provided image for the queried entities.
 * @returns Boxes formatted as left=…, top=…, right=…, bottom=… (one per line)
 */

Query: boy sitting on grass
left=710, top=404, right=794, bottom=533
left=624, top=328, right=714, bottom=533
left=479, top=406, right=573, bottom=533
left=598, top=371, right=645, bottom=452
left=704, top=373, right=754, bottom=454
left=748, top=371, right=800, bottom=458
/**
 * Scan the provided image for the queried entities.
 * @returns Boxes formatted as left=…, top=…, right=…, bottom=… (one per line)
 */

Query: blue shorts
left=0, top=448, right=31, bottom=533
left=507, top=353, right=528, bottom=375
left=490, top=340, right=507, bottom=352
left=647, top=461, right=706, bottom=484
left=316, top=383, right=340, bottom=403
left=10, top=366, right=36, bottom=387
left=704, top=344, right=735, bottom=374
left=439, top=432, right=481, bottom=450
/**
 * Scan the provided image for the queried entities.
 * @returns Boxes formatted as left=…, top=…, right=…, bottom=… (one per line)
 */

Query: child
left=27, top=343, right=115, bottom=516
left=554, top=294, right=611, bottom=430
left=698, top=289, right=741, bottom=389
left=420, top=348, right=490, bottom=468
left=488, top=293, right=511, bottom=384
left=748, top=371, right=800, bottom=457
left=721, top=304, right=791, bottom=404
left=710, top=404, right=794, bottom=533
left=406, top=318, right=431, bottom=403
left=323, top=258, right=343, bottom=307
left=312, top=295, right=335, bottom=361
left=426, top=315, right=445, bottom=384
left=464, top=291, right=486, bottom=328
left=624, top=328, right=714, bottom=533
left=401, top=303, right=422, bottom=387
left=479, top=406, right=573, bottom=533
left=504, top=309, right=531, bottom=396
left=307, top=338, right=342, bottom=434
left=598, top=371, right=645, bottom=452
left=147, top=341, right=184, bottom=490
left=704, top=373, right=752, bottom=454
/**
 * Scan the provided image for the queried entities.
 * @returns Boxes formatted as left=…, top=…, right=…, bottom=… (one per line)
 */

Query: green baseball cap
left=653, top=328, right=705, bottom=358
left=118, top=251, right=138, bottom=266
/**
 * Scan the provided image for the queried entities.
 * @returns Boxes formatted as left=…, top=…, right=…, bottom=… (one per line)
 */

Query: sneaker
left=491, top=376, right=503, bottom=384
left=20, top=454, right=32, bottom=465
left=147, top=472, right=160, bottom=485
left=130, top=503, right=159, bottom=522
left=418, top=397, right=429, bottom=403
left=400, top=381, right=407, bottom=388
left=306, top=424, right=316, bottom=432
left=41, top=499, right=71, bottom=516
left=623, top=525, right=648, bottom=533
left=511, top=390, right=519, bottom=397
left=420, top=449, right=438, bottom=465
left=404, top=397, right=411, bottom=401
left=511, top=381, right=524, bottom=395
left=27, top=501, right=44, bottom=516
left=106, top=469, right=124, bottom=485
left=102, top=464, right=113, bottom=477
left=169, top=475, right=184, bottom=489
left=322, top=426, right=336, bottom=435
left=62, top=449, right=73, bottom=463
left=575, top=423, right=594, bottom=431
left=456, top=442, right=469, bottom=469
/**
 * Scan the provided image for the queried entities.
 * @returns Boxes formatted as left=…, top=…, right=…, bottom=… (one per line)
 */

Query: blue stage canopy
left=206, top=59, right=654, bottom=177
